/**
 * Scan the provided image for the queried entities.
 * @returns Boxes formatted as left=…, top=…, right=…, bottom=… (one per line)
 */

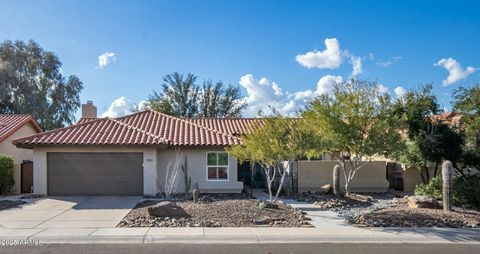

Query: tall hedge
left=0, top=154, right=15, bottom=194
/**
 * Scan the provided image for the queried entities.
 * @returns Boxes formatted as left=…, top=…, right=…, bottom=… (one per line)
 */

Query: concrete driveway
left=0, top=196, right=141, bottom=229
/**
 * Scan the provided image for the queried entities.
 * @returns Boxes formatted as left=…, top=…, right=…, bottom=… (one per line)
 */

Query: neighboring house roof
left=13, top=110, right=258, bottom=148
left=0, top=114, right=42, bottom=143
left=432, top=112, right=465, bottom=130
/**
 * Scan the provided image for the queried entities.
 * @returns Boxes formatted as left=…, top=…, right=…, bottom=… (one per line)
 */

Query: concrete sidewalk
left=252, top=189, right=348, bottom=229
left=0, top=227, right=479, bottom=244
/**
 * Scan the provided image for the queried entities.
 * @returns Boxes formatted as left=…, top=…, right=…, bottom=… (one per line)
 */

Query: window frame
left=206, top=151, right=229, bottom=181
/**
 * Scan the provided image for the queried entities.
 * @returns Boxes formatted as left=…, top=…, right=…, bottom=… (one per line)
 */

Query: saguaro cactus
left=181, top=156, right=191, bottom=197
left=333, top=165, right=341, bottom=196
left=442, top=160, right=453, bottom=212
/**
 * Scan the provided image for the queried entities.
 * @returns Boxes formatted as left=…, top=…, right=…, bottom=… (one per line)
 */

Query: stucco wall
left=156, top=148, right=243, bottom=193
left=402, top=166, right=437, bottom=193
left=0, top=124, right=38, bottom=194
left=296, top=160, right=389, bottom=193
left=32, top=146, right=158, bottom=195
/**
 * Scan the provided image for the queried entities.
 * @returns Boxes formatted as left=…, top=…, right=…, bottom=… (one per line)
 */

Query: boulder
left=257, top=201, right=278, bottom=209
left=345, top=193, right=374, bottom=203
left=147, top=201, right=188, bottom=217
left=406, top=196, right=442, bottom=209
left=316, top=184, right=333, bottom=194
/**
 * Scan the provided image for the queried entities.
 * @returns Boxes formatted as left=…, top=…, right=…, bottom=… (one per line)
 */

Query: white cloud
left=349, top=55, right=363, bottom=77
left=375, top=56, right=403, bottom=67
left=377, top=84, right=389, bottom=94
left=138, top=100, right=148, bottom=111
left=97, top=52, right=116, bottom=69
left=102, top=97, right=145, bottom=118
left=314, top=75, right=344, bottom=96
left=434, top=57, right=476, bottom=86
left=296, top=38, right=365, bottom=77
left=295, top=38, right=343, bottom=69
left=394, top=86, right=407, bottom=98
left=238, top=74, right=343, bottom=117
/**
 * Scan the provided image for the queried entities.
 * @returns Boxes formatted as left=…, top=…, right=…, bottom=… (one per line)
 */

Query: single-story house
left=12, top=101, right=396, bottom=196
left=13, top=102, right=260, bottom=196
left=0, top=114, right=42, bottom=193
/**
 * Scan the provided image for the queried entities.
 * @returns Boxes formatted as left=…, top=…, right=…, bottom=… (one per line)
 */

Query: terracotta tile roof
left=14, top=111, right=247, bottom=148
left=0, top=115, right=42, bottom=143
left=432, top=112, right=465, bottom=130
left=186, top=118, right=263, bottom=136
left=77, top=118, right=97, bottom=124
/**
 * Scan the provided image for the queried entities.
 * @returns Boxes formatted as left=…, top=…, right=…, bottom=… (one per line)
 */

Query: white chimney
left=81, top=100, right=97, bottom=118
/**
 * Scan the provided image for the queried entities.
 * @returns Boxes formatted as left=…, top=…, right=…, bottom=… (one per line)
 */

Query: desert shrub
left=414, top=175, right=442, bottom=199
left=453, top=174, right=480, bottom=209
left=0, top=154, right=15, bottom=194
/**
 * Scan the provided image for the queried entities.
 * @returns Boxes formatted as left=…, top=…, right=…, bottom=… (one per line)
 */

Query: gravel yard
left=351, top=203, right=480, bottom=228
left=290, top=192, right=480, bottom=228
left=0, top=200, right=26, bottom=211
left=118, top=194, right=310, bottom=227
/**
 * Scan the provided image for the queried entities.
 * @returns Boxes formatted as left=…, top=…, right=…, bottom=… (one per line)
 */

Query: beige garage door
left=47, top=152, right=143, bottom=195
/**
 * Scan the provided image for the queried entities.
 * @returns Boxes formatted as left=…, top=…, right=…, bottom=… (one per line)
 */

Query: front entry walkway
left=0, top=196, right=141, bottom=229
left=252, top=189, right=349, bottom=229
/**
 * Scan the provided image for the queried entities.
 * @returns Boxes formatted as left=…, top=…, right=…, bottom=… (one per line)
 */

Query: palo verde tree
left=302, top=79, right=403, bottom=195
left=228, top=113, right=308, bottom=202
left=0, top=40, right=83, bottom=130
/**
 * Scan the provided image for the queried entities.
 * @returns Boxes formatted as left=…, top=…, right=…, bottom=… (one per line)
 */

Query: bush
left=414, top=174, right=480, bottom=209
left=0, top=154, right=15, bottom=194
left=414, top=175, right=442, bottom=199
left=453, top=174, right=480, bottom=209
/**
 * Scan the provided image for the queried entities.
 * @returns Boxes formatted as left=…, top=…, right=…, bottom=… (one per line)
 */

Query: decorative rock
left=406, top=196, right=442, bottom=209
left=316, top=184, right=333, bottom=194
left=257, top=201, right=278, bottom=209
left=147, top=201, right=187, bottom=217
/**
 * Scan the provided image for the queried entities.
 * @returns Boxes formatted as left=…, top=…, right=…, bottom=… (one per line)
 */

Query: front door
left=21, top=161, right=33, bottom=193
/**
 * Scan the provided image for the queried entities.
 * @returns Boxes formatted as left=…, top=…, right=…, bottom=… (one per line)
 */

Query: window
left=207, top=152, right=229, bottom=180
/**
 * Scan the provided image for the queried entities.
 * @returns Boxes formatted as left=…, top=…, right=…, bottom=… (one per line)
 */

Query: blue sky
left=1, top=0, right=479, bottom=118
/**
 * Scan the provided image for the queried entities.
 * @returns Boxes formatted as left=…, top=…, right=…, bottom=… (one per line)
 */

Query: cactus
left=442, top=160, right=453, bottom=212
left=333, top=165, right=341, bottom=196
left=181, top=156, right=191, bottom=197
left=192, top=188, right=199, bottom=203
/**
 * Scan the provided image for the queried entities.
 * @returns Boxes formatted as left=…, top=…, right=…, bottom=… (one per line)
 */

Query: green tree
left=147, top=72, right=246, bottom=117
left=392, top=84, right=440, bottom=139
left=302, top=79, right=403, bottom=195
left=147, top=72, right=200, bottom=117
left=0, top=40, right=83, bottom=130
left=453, top=84, right=480, bottom=149
left=199, top=80, right=246, bottom=117
left=393, top=85, right=468, bottom=181
left=452, top=84, right=480, bottom=175
left=228, top=113, right=308, bottom=202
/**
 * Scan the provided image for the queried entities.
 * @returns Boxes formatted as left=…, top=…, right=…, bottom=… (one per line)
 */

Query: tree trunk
left=452, top=162, right=467, bottom=179
left=274, top=163, right=289, bottom=202
left=433, top=161, right=439, bottom=178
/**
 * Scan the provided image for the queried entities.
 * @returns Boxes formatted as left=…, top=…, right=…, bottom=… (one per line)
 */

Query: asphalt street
left=1, top=243, right=479, bottom=254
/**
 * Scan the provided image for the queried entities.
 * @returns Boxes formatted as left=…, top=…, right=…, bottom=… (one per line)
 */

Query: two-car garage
left=47, top=152, right=144, bottom=195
